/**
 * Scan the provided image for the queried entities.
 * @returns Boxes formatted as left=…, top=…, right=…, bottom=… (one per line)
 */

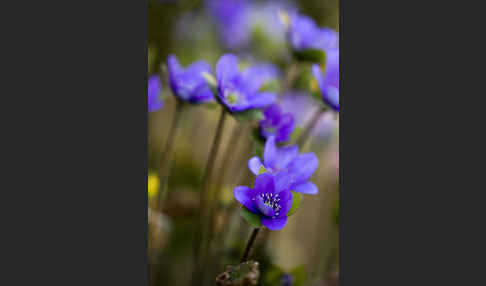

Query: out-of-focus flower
left=259, top=104, right=295, bottom=143
left=248, top=136, right=319, bottom=195
left=312, top=48, right=339, bottom=112
left=148, top=75, right=163, bottom=112
left=216, top=54, right=277, bottom=113
left=207, top=0, right=251, bottom=50
left=279, top=92, right=320, bottom=127
left=148, top=173, right=160, bottom=199
left=167, top=54, right=214, bottom=104
left=234, top=173, right=293, bottom=230
left=287, top=12, right=338, bottom=52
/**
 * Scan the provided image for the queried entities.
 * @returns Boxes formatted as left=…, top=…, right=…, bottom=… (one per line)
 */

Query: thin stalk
left=156, top=99, right=184, bottom=210
left=241, top=228, right=261, bottom=263
left=296, top=108, right=326, bottom=148
left=191, top=108, right=227, bottom=286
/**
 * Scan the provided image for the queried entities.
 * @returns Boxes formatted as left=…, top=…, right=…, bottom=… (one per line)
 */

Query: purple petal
left=216, top=54, right=239, bottom=84
left=276, top=190, right=292, bottom=216
left=254, top=173, right=275, bottom=194
left=288, top=153, right=319, bottom=184
left=167, top=54, right=182, bottom=75
left=148, top=76, right=163, bottom=112
left=263, top=104, right=282, bottom=124
left=256, top=196, right=276, bottom=217
left=248, top=92, right=276, bottom=109
left=274, top=145, right=299, bottom=170
left=243, top=64, right=279, bottom=92
left=185, top=60, right=212, bottom=76
left=263, top=136, right=277, bottom=169
left=234, top=186, right=258, bottom=213
left=293, top=182, right=318, bottom=195
left=261, top=216, right=287, bottom=231
left=274, top=171, right=292, bottom=193
left=248, top=156, right=263, bottom=175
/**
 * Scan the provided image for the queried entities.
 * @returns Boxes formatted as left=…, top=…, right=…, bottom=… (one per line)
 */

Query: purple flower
left=207, top=0, right=251, bottom=50
left=216, top=54, right=277, bottom=113
left=148, top=75, right=163, bottom=112
left=288, top=12, right=338, bottom=52
left=312, top=48, right=339, bottom=112
left=167, top=54, right=214, bottom=104
left=248, top=136, right=319, bottom=195
left=234, top=173, right=293, bottom=230
left=259, top=104, right=295, bottom=143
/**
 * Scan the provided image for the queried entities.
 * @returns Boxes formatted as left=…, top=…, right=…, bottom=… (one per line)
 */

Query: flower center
left=226, top=91, right=239, bottom=105
left=259, top=192, right=282, bottom=217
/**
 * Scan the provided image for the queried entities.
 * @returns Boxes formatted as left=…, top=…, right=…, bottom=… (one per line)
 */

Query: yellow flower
left=148, top=174, right=160, bottom=199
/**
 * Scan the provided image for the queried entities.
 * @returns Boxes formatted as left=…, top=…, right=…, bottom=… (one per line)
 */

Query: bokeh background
left=148, top=1, right=339, bottom=285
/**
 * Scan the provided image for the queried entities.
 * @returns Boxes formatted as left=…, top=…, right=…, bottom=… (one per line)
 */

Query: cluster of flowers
left=148, top=9, right=339, bottom=231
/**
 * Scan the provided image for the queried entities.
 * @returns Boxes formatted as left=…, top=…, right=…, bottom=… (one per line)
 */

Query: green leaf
left=290, top=126, right=303, bottom=142
left=287, top=191, right=302, bottom=217
left=258, top=79, right=280, bottom=93
left=250, top=127, right=266, bottom=145
left=240, top=207, right=263, bottom=228
left=201, top=72, right=218, bottom=97
left=293, top=48, right=326, bottom=64
left=263, top=265, right=284, bottom=286
left=258, top=165, right=266, bottom=175
left=290, top=265, right=306, bottom=286
left=233, top=109, right=264, bottom=122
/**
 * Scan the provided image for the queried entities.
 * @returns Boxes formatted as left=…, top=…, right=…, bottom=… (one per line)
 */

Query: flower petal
left=288, top=153, right=319, bottom=184
left=293, top=182, right=318, bottom=195
left=216, top=54, right=239, bottom=84
left=248, top=156, right=263, bottom=175
left=274, top=171, right=292, bottom=193
left=234, top=186, right=258, bottom=213
left=263, top=136, right=277, bottom=168
left=274, top=145, right=299, bottom=170
left=243, top=64, right=279, bottom=92
left=248, top=92, right=277, bottom=109
left=276, top=190, right=292, bottom=216
left=254, top=173, right=275, bottom=194
left=261, top=216, right=287, bottom=231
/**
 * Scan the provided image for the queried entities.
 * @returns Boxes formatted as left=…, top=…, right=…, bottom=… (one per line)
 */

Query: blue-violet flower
left=248, top=135, right=319, bottom=195
left=312, top=48, right=339, bottom=112
left=216, top=54, right=277, bottom=113
left=288, top=12, right=338, bottom=52
left=259, top=104, right=295, bottom=143
left=148, top=75, right=163, bottom=112
left=167, top=54, right=214, bottom=104
left=234, top=173, right=293, bottom=230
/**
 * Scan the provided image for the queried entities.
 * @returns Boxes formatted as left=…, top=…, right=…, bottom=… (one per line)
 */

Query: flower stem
left=191, top=108, right=227, bottom=286
left=296, top=107, right=325, bottom=148
left=241, top=228, right=261, bottom=263
left=157, top=99, right=184, bottom=210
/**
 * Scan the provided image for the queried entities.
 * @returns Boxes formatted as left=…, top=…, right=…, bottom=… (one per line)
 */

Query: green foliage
left=290, top=265, right=306, bottom=286
left=287, top=191, right=302, bottom=217
left=233, top=109, right=264, bottom=122
left=240, top=207, right=263, bottom=228
left=258, top=165, right=267, bottom=175
left=250, top=127, right=266, bottom=145
left=293, top=48, right=326, bottom=64
left=290, top=126, right=303, bottom=142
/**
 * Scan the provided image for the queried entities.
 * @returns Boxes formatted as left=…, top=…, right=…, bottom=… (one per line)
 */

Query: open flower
left=234, top=173, right=293, bottom=230
left=248, top=136, right=319, bottom=195
left=167, top=54, right=214, bottom=104
left=216, top=54, right=277, bottom=113
left=259, top=104, right=295, bottom=143
left=288, top=12, right=338, bottom=52
left=148, top=75, right=163, bottom=112
left=312, top=48, right=339, bottom=112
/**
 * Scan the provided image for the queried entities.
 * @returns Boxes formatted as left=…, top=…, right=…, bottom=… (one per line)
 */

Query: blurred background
left=148, top=0, right=339, bottom=285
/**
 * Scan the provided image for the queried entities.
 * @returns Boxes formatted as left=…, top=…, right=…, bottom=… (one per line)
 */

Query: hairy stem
left=157, top=99, right=184, bottom=210
left=241, top=228, right=260, bottom=263
left=296, top=108, right=325, bottom=148
left=191, top=108, right=227, bottom=286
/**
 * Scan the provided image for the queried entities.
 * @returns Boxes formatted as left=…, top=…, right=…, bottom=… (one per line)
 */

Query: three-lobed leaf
left=240, top=207, right=263, bottom=228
